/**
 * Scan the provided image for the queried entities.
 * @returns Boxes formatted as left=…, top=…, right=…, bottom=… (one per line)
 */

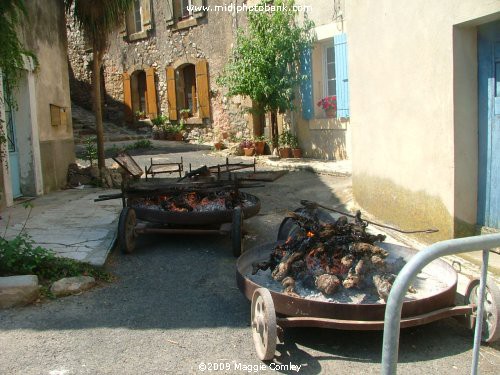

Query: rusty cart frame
left=236, top=218, right=500, bottom=361
left=117, top=179, right=261, bottom=257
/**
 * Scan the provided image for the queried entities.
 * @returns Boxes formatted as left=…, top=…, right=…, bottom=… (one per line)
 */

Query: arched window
left=123, top=67, right=157, bottom=122
left=166, top=59, right=210, bottom=121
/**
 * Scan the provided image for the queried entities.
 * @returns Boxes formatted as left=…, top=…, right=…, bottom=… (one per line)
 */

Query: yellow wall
left=293, top=13, right=352, bottom=160
left=345, top=0, right=500, bottom=240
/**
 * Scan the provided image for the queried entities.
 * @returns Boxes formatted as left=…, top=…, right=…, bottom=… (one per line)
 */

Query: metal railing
left=381, top=233, right=500, bottom=375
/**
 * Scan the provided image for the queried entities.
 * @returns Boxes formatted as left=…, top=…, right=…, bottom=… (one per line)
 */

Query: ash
left=248, top=265, right=449, bottom=304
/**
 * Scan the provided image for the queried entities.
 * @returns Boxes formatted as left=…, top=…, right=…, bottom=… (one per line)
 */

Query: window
left=166, top=0, right=205, bottom=28
left=133, top=0, right=142, bottom=33
left=181, top=0, right=192, bottom=19
left=324, top=45, right=335, bottom=97
left=121, top=0, right=152, bottom=41
left=123, top=68, right=158, bottom=122
left=178, top=64, right=197, bottom=115
left=166, top=59, right=210, bottom=121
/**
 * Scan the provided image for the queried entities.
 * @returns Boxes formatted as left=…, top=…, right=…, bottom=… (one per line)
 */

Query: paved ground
left=1, top=165, right=500, bottom=374
left=0, top=188, right=122, bottom=266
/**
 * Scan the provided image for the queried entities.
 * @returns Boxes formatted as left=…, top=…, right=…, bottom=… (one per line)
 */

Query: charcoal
left=252, top=208, right=399, bottom=297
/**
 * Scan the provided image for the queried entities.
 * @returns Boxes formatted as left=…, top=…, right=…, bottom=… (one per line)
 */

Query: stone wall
left=67, top=0, right=253, bottom=142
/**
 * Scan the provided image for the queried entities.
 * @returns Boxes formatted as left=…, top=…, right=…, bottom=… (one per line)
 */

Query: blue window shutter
left=300, top=48, right=313, bottom=120
left=334, top=33, right=350, bottom=118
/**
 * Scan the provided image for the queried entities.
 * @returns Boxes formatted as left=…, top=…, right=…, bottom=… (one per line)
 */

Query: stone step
left=0, top=275, right=39, bottom=309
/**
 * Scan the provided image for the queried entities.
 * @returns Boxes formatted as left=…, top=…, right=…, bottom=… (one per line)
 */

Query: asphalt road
left=1, top=162, right=499, bottom=374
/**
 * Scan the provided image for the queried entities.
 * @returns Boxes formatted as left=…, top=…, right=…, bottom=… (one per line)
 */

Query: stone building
left=67, top=0, right=257, bottom=142
left=0, top=0, right=75, bottom=208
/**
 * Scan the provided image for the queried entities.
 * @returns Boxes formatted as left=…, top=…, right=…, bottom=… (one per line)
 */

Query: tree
left=65, top=0, right=133, bottom=169
left=218, top=0, right=314, bottom=147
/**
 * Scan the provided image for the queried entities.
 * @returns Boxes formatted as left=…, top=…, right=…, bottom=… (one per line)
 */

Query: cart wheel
left=231, top=207, right=243, bottom=257
left=251, top=288, right=277, bottom=361
left=118, top=207, right=137, bottom=254
left=465, top=278, right=500, bottom=343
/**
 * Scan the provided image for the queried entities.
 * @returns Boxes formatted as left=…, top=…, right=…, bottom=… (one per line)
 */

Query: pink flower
left=317, top=96, right=337, bottom=111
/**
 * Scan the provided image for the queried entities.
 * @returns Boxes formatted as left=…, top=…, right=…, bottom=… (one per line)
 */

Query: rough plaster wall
left=21, top=0, right=75, bottom=192
left=23, top=0, right=74, bottom=143
left=346, top=0, right=500, bottom=238
left=67, top=0, right=252, bottom=141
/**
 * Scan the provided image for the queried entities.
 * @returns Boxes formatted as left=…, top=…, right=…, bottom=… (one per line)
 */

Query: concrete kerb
left=257, top=156, right=352, bottom=177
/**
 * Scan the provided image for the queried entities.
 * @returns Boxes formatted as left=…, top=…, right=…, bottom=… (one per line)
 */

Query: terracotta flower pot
left=292, top=148, right=302, bottom=158
left=214, top=142, right=223, bottom=150
left=279, top=147, right=291, bottom=158
left=175, top=132, right=183, bottom=141
left=254, top=141, right=266, bottom=156
left=325, top=108, right=336, bottom=118
left=243, top=147, right=255, bottom=156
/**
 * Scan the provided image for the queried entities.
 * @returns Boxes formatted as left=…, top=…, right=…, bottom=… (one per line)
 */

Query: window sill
left=184, top=116, right=203, bottom=125
left=308, top=117, right=349, bottom=130
left=173, top=17, right=198, bottom=31
left=128, top=30, right=149, bottom=42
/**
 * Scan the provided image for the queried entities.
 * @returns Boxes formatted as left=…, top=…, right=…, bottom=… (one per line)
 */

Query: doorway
left=477, top=20, right=500, bottom=229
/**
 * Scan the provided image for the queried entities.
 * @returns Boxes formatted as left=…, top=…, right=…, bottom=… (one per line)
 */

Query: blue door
left=478, top=21, right=500, bottom=228
left=3, top=84, right=22, bottom=198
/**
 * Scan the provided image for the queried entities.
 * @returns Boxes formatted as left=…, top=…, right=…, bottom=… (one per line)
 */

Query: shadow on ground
left=1, top=171, right=490, bottom=373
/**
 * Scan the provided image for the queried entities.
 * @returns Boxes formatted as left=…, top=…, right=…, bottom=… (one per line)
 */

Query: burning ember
left=252, top=210, right=408, bottom=301
left=133, top=190, right=247, bottom=213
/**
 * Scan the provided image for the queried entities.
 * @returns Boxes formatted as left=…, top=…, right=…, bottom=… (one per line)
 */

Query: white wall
left=345, top=0, right=500, bottom=239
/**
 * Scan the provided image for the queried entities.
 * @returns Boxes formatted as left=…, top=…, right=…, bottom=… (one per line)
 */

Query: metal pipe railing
left=381, top=233, right=500, bottom=375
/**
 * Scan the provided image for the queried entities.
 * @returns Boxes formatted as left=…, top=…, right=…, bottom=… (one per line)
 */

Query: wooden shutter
left=334, top=33, right=350, bottom=118
left=146, top=67, right=157, bottom=118
left=123, top=72, right=133, bottom=123
left=192, top=0, right=205, bottom=19
left=300, top=48, right=313, bottom=120
left=166, top=66, right=177, bottom=120
left=196, top=59, right=210, bottom=119
left=141, top=0, right=152, bottom=30
left=165, top=0, right=175, bottom=26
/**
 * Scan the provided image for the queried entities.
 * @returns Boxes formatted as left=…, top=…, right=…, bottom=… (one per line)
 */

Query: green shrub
left=125, top=139, right=153, bottom=150
left=83, top=137, right=98, bottom=165
left=151, top=114, right=169, bottom=126
left=0, top=233, right=112, bottom=283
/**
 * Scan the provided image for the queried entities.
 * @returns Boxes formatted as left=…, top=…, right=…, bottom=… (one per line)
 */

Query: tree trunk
left=270, top=110, right=278, bottom=150
left=92, top=47, right=105, bottom=169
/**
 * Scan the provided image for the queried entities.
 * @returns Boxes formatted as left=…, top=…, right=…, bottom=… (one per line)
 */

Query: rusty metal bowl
left=236, top=242, right=458, bottom=322
left=130, top=191, right=261, bottom=225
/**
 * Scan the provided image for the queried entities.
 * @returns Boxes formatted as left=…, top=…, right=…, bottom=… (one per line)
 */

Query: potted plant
left=151, top=114, right=169, bottom=140
left=254, top=135, right=267, bottom=156
left=317, top=95, right=337, bottom=118
left=179, top=108, right=190, bottom=119
left=278, top=131, right=293, bottom=158
left=239, top=139, right=255, bottom=156
left=135, top=110, right=146, bottom=120
left=289, top=134, right=302, bottom=158
left=213, top=140, right=224, bottom=150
